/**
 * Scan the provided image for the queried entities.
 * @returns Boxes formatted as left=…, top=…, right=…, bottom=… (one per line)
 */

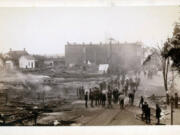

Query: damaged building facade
left=65, top=42, right=143, bottom=73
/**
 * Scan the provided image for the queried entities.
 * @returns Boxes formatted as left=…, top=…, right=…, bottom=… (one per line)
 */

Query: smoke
left=0, top=69, right=44, bottom=83
left=0, top=69, right=52, bottom=93
left=38, top=85, right=52, bottom=92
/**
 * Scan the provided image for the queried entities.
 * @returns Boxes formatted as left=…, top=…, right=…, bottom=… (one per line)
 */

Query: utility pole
left=171, top=100, right=173, bottom=125
left=108, top=38, right=114, bottom=74
left=171, top=67, right=175, bottom=125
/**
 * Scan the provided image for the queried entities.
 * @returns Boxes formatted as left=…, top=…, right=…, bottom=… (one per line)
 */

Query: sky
left=0, top=6, right=179, bottom=55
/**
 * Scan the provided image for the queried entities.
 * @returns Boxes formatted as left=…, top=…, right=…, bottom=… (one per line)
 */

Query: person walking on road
left=89, top=89, right=94, bottom=107
left=107, top=90, right=113, bottom=108
left=85, top=92, right=88, bottom=108
left=102, top=92, right=106, bottom=107
left=131, top=89, right=136, bottom=105
left=145, top=104, right=149, bottom=124
left=156, top=104, right=161, bottom=125
left=141, top=102, right=148, bottom=120
left=139, top=96, right=144, bottom=108
left=175, top=93, right=178, bottom=108
left=146, top=105, right=151, bottom=124
left=119, top=94, right=125, bottom=109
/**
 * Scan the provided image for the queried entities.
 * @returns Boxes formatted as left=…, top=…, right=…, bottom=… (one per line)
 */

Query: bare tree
left=158, top=44, right=170, bottom=92
left=143, top=44, right=171, bottom=104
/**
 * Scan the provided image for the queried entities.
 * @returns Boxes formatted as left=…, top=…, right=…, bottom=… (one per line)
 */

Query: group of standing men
left=84, top=87, right=107, bottom=108
left=139, top=96, right=162, bottom=125
left=83, top=74, right=141, bottom=109
left=166, top=92, right=179, bottom=109
left=84, top=87, right=119, bottom=109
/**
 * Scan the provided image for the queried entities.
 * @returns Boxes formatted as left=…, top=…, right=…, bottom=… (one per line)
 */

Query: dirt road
left=80, top=105, right=144, bottom=125
left=38, top=102, right=160, bottom=126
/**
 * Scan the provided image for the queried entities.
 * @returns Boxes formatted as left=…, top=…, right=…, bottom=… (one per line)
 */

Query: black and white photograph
left=0, top=0, right=180, bottom=129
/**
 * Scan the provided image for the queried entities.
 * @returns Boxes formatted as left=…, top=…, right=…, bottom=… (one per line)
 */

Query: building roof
left=6, top=49, right=29, bottom=60
left=20, top=55, right=35, bottom=60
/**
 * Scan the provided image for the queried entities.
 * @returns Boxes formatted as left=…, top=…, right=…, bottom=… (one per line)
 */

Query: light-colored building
left=98, top=64, right=109, bottom=74
left=19, top=55, right=36, bottom=69
left=5, top=60, right=14, bottom=69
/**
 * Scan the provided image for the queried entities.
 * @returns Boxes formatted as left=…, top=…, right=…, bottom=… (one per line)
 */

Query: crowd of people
left=76, top=72, right=167, bottom=125
left=77, top=74, right=141, bottom=109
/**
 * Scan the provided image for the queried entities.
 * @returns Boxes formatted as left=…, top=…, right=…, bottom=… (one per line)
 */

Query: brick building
left=65, top=42, right=143, bottom=72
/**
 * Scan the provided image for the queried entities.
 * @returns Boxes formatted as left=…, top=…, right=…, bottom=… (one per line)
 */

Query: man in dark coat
left=141, top=102, right=148, bottom=120
left=107, top=90, right=113, bottom=108
left=84, top=92, right=88, bottom=108
left=102, top=93, right=106, bottom=107
left=156, top=104, right=161, bottom=125
left=146, top=105, right=151, bottom=124
left=99, top=91, right=103, bottom=105
left=131, top=89, right=136, bottom=105
left=119, top=94, right=125, bottom=109
left=113, top=89, right=116, bottom=103
left=139, top=96, right=144, bottom=108
left=145, top=104, right=149, bottom=124
left=89, top=89, right=94, bottom=107
left=175, top=93, right=178, bottom=108
left=95, top=90, right=98, bottom=106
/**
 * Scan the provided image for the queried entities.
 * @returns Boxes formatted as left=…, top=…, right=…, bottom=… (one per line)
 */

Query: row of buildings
left=0, top=48, right=65, bottom=71
left=0, top=41, right=153, bottom=74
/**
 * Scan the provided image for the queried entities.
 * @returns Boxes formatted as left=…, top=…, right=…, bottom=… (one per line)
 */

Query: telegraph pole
left=81, top=45, right=86, bottom=91
left=171, top=100, right=173, bottom=125
left=108, top=38, right=114, bottom=74
left=171, top=67, right=175, bottom=125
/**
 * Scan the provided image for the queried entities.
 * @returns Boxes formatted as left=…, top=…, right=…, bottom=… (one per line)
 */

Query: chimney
left=24, top=48, right=26, bottom=51
left=10, top=48, right=12, bottom=52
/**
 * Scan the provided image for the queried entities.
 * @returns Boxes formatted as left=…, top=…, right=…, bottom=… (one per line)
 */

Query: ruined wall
left=65, top=42, right=142, bottom=71
left=65, top=44, right=84, bottom=66
left=65, top=44, right=109, bottom=65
